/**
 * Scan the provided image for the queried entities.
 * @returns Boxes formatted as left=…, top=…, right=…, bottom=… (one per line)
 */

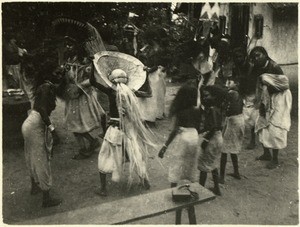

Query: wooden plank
left=19, top=183, right=215, bottom=225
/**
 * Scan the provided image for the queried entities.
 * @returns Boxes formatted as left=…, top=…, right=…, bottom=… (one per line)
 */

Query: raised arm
left=90, top=63, right=116, bottom=94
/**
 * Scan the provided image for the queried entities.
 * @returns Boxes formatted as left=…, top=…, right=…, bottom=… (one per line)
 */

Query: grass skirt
left=98, top=125, right=148, bottom=183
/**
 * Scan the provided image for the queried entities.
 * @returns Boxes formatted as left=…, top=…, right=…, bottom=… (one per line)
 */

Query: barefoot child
left=158, top=82, right=201, bottom=187
left=198, top=85, right=226, bottom=196
left=158, top=81, right=201, bottom=224
left=219, top=77, right=245, bottom=184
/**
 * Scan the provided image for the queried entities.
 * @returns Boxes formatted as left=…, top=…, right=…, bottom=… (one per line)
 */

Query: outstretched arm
left=158, top=120, right=179, bottom=159
left=158, top=129, right=178, bottom=158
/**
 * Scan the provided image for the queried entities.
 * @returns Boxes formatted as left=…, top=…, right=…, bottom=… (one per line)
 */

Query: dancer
left=52, top=18, right=106, bottom=160
left=62, top=37, right=103, bottom=159
left=91, top=52, right=158, bottom=196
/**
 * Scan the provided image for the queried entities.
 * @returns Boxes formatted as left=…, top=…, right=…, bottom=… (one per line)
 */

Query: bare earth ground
left=2, top=82, right=298, bottom=225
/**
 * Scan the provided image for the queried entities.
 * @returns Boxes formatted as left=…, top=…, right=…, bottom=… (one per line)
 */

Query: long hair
left=169, top=81, right=198, bottom=117
left=33, top=82, right=57, bottom=114
left=116, top=83, right=158, bottom=186
left=249, top=46, right=270, bottom=60
left=201, top=85, right=227, bottom=108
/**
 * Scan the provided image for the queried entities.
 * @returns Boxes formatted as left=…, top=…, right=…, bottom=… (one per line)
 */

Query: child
left=219, top=77, right=245, bottom=184
left=198, top=85, right=226, bottom=196
left=255, top=73, right=292, bottom=169
left=158, top=81, right=201, bottom=187
left=158, top=81, right=201, bottom=224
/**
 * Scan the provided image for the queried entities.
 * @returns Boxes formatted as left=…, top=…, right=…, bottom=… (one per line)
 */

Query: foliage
left=2, top=2, right=170, bottom=48
left=3, top=2, right=204, bottom=79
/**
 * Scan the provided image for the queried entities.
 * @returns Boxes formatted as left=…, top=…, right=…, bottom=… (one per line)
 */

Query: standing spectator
left=255, top=74, right=292, bottom=169
left=137, top=27, right=170, bottom=125
left=213, top=35, right=233, bottom=87
left=220, top=76, right=245, bottom=184
left=198, top=85, right=226, bottom=196
left=232, top=47, right=255, bottom=149
left=244, top=46, right=284, bottom=154
left=3, top=34, right=35, bottom=106
left=22, top=82, right=61, bottom=207
left=173, top=40, right=213, bottom=109
left=232, top=47, right=250, bottom=83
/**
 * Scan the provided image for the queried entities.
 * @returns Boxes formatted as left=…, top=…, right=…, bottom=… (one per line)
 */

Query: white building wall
left=249, top=4, right=297, bottom=65
left=220, top=3, right=298, bottom=86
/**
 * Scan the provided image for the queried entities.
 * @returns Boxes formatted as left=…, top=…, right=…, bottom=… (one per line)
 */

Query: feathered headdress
left=52, top=17, right=106, bottom=56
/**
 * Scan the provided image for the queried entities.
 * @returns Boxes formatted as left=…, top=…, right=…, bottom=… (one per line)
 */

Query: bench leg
left=188, top=206, right=197, bottom=224
left=175, top=209, right=182, bottom=224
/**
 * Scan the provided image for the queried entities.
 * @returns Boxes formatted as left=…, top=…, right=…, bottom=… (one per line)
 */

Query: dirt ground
left=2, top=82, right=299, bottom=225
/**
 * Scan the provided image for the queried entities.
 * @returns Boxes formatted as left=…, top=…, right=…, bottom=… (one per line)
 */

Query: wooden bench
left=20, top=183, right=215, bottom=225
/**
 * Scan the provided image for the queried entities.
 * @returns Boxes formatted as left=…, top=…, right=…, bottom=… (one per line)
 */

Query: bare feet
left=98, top=133, right=105, bottom=139
left=209, top=187, right=221, bottom=196
left=72, top=152, right=89, bottom=160
left=30, top=186, right=42, bottom=195
left=219, top=177, right=225, bottom=184
left=42, top=198, right=62, bottom=208
left=266, top=161, right=280, bottom=169
left=143, top=179, right=151, bottom=190
left=228, top=173, right=241, bottom=180
left=255, top=154, right=272, bottom=161
left=95, top=188, right=108, bottom=197
left=88, top=139, right=100, bottom=153
left=246, top=143, right=256, bottom=150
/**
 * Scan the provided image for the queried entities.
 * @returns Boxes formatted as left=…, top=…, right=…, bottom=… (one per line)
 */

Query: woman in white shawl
left=255, top=73, right=292, bottom=169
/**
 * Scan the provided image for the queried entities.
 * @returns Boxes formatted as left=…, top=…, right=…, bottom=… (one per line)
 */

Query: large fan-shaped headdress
left=93, top=51, right=146, bottom=91
left=52, top=17, right=106, bottom=55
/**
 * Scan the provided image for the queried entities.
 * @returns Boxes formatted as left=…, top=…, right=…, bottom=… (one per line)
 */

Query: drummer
left=90, top=53, right=158, bottom=196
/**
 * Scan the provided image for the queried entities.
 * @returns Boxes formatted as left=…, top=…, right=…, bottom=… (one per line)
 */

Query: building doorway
left=230, top=4, right=250, bottom=49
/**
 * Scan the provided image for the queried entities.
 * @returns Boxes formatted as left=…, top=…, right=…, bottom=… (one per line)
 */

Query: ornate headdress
left=52, top=17, right=106, bottom=56
left=93, top=51, right=146, bottom=91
